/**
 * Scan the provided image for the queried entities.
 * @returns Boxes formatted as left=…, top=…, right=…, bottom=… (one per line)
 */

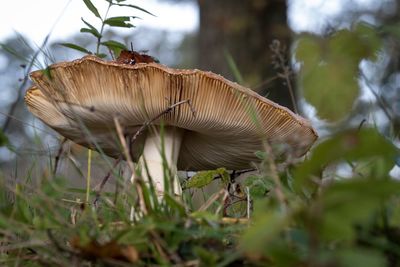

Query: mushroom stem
left=139, top=127, right=183, bottom=196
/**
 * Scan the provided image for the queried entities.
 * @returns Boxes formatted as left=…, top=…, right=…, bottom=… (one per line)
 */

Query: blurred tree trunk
left=197, top=0, right=294, bottom=110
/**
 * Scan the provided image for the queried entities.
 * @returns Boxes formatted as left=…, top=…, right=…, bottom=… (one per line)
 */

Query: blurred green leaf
left=80, top=28, right=100, bottom=38
left=224, top=49, right=243, bottom=84
left=336, top=249, right=385, bottom=267
left=100, top=40, right=126, bottom=56
left=80, top=18, right=101, bottom=38
left=296, top=35, right=321, bottom=67
left=255, top=150, right=268, bottom=160
left=194, top=247, right=219, bottom=265
left=60, top=43, right=92, bottom=54
left=296, top=24, right=381, bottom=121
left=243, top=175, right=270, bottom=198
left=101, top=40, right=126, bottom=50
left=302, top=63, right=359, bottom=121
left=104, top=16, right=136, bottom=28
left=241, top=205, right=289, bottom=256
left=318, top=178, right=400, bottom=240
left=82, top=0, right=101, bottom=18
left=96, top=53, right=108, bottom=58
left=294, top=128, right=398, bottom=193
left=111, top=2, right=155, bottom=16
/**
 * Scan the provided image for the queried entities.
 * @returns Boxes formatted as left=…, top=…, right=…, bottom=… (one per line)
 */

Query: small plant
left=61, top=0, right=154, bottom=58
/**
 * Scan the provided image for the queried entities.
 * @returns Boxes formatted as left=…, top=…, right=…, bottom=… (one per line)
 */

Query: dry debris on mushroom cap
left=25, top=54, right=318, bottom=171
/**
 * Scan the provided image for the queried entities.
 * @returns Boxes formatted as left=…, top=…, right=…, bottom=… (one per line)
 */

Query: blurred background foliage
left=1, top=0, right=400, bottom=266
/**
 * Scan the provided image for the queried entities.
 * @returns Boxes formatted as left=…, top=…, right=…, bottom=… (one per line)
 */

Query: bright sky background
left=0, top=0, right=199, bottom=44
left=0, top=0, right=393, bottom=44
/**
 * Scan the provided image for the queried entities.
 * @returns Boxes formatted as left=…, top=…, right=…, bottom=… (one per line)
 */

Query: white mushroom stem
left=138, top=127, right=183, bottom=196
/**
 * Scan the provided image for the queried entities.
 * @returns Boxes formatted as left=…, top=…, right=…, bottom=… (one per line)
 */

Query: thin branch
left=2, top=52, right=43, bottom=131
left=114, top=116, right=148, bottom=215
left=269, top=40, right=298, bottom=114
left=0, top=110, right=57, bottom=137
left=263, top=141, right=287, bottom=211
left=1, top=0, right=73, bottom=131
left=199, top=189, right=228, bottom=212
left=53, top=138, right=67, bottom=176
left=149, top=230, right=183, bottom=264
left=130, top=99, right=195, bottom=144
left=360, top=72, right=393, bottom=121
left=93, top=156, right=122, bottom=206
left=251, top=75, right=279, bottom=92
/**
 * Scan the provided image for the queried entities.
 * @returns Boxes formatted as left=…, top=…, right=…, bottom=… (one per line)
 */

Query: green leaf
left=104, top=16, right=136, bottom=28
left=80, top=18, right=101, bottom=38
left=255, top=151, right=268, bottom=160
left=60, top=43, right=92, bottom=54
left=293, top=128, right=399, bottom=194
left=243, top=175, right=270, bottom=198
left=241, top=204, right=289, bottom=256
left=295, top=35, right=321, bottom=67
left=82, top=0, right=101, bottom=18
left=111, top=3, right=155, bottom=16
left=336, top=249, right=386, bottom=267
left=96, top=53, right=107, bottom=58
left=183, top=168, right=228, bottom=189
left=301, top=62, right=359, bottom=121
left=42, top=66, right=53, bottom=80
left=101, top=40, right=126, bottom=57
left=80, top=28, right=101, bottom=38
left=296, top=25, right=381, bottom=121
left=224, top=49, right=243, bottom=84
left=319, top=178, right=400, bottom=241
left=100, top=40, right=126, bottom=50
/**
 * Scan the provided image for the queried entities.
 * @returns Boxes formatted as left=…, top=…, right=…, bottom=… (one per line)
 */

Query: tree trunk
left=197, top=0, right=294, bottom=110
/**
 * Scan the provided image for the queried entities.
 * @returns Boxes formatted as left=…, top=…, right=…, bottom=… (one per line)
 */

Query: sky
left=0, top=0, right=199, bottom=44
left=0, top=0, right=393, bottom=44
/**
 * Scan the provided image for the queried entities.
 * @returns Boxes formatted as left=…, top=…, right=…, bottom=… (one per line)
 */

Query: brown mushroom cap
left=25, top=55, right=318, bottom=170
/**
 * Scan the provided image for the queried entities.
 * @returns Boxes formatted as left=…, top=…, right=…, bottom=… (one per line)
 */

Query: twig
left=270, top=40, right=298, bottom=113
left=149, top=230, right=183, bottom=264
left=2, top=43, right=47, bottom=132
left=358, top=119, right=367, bottom=131
left=251, top=75, right=279, bottom=92
left=360, top=72, right=393, bottom=121
left=130, top=99, right=195, bottom=144
left=0, top=110, right=57, bottom=137
left=263, top=141, right=287, bottom=211
left=46, top=230, right=75, bottom=255
left=53, top=138, right=67, bottom=176
left=246, top=186, right=251, bottom=219
left=1, top=0, right=72, bottom=132
left=199, top=189, right=228, bottom=212
left=114, top=117, right=148, bottom=215
left=93, top=156, right=122, bottom=206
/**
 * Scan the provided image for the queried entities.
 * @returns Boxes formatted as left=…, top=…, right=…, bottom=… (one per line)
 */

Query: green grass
left=1, top=127, right=400, bottom=267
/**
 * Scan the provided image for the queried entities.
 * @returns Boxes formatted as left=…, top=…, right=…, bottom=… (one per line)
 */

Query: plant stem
left=96, top=2, right=113, bottom=55
left=86, top=149, right=92, bottom=203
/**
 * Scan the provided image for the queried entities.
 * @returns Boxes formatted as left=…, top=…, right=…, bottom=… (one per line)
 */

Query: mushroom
left=25, top=55, right=318, bottom=196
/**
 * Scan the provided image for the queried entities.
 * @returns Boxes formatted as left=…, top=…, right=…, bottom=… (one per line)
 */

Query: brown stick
left=114, top=117, right=148, bottom=215
left=93, top=156, right=122, bottom=206
left=270, top=40, right=298, bottom=114
left=263, top=141, right=287, bottom=210
left=53, top=138, right=67, bottom=176
left=130, top=99, right=195, bottom=144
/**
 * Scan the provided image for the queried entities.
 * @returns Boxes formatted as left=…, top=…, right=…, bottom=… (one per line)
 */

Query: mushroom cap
left=25, top=55, right=318, bottom=171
